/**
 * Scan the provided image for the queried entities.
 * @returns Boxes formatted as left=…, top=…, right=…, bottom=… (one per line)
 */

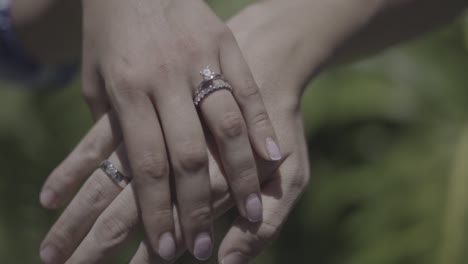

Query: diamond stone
left=200, top=66, right=215, bottom=80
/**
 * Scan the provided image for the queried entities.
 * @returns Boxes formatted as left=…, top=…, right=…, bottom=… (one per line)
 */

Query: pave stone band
left=194, top=79, right=233, bottom=106
left=194, top=66, right=233, bottom=106
left=100, top=160, right=128, bottom=187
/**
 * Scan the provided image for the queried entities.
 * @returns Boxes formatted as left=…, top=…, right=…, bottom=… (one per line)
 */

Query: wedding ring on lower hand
left=100, top=160, right=129, bottom=188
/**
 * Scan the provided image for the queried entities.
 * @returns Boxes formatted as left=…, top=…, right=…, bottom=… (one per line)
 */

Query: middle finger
left=154, top=76, right=214, bottom=261
left=40, top=146, right=130, bottom=264
left=195, top=66, right=263, bottom=224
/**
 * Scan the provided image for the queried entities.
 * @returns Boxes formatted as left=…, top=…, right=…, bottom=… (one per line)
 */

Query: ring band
left=194, top=79, right=232, bottom=106
left=100, top=160, right=129, bottom=187
left=194, top=66, right=233, bottom=106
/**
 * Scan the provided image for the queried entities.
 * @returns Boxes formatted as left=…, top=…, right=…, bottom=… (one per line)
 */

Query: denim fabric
left=0, top=0, right=77, bottom=89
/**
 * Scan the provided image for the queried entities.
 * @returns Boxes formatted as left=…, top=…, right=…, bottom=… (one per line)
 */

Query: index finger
left=39, top=112, right=121, bottom=209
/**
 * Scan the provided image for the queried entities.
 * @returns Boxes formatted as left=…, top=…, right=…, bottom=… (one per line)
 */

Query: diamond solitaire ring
left=194, top=66, right=232, bottom=106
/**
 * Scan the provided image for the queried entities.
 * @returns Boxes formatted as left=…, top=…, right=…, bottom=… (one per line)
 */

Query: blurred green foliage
left=1, top=1, right=468, bottom=264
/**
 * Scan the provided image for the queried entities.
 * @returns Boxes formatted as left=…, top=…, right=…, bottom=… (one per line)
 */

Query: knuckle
left=174, top=145, right=208, bottom=173
left=142, top=207, right=174, bottom=232
left=108, top=70, right=146, bottom=102
left=106, top=61, right=150, bottom=104
left=187, top=205, right=211, bottom=224
left=80, top=175, right=110, bottom=209
left=234, top=163, right=257, bottom=184
left=257, top=220, right=281, bottom=242
left=79, top=144, right=102, bottom=166
left=237, top=79, right=261, bottom=102
left=153, top=57, right=180, bottom=81
left=218, top=112, right=245, bottom=139
left=150, top=207, right=174, bottom=222
left=250, top=111, right=271, bottom=129
left=136, top=153, right=169, bottom=181
left=154, top=60, right=172, bottom=78
left=94, top=215, right=132, bottom=245
left=175, top=36, right=203, bottom=62
left=289, top=171, right=310, bottom=192
left=81, top=87, right=99, bottom=104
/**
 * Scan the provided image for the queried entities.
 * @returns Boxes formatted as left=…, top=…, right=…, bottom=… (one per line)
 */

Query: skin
left=7, top=0, right=466, bottom=263
left=36, top=0, right=283, bottom=261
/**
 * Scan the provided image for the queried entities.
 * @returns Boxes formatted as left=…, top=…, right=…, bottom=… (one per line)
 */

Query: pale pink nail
left=246, top=193, right=263, bottom=223
left=222, top=251, right=249, bottom=264
left=266, top=137, right=282, bottom=161
left=40, top=189, right=56, bottom=209
left=40, top=245, right=59, bottom=264
left=193, top=232, right=212, bottom=261
left=158, top=232, right=176, bottom=260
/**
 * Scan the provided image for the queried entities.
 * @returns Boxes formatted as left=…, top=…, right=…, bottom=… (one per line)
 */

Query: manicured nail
left=40, top=189, right=56, bottom=209
left=222, top=251, right=249, bottom=264
left=40, top=245, right=59, bottom=264
left=193, top=232, right=212, bottom=261
left=266, top=137, right=282, bottom=161
left=158, top=232, right=176, bottom=261
left=246, top=193, right=263, bottom=223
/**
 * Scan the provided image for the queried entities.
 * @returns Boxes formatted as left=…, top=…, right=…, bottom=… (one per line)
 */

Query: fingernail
left=40, top=245, right=59, bottom=264
left=246, top=193, right=263, bottom=223
left=158, top=232, right=176, bottom=261
left=40, top=189, right=56, bottom=209
left=193, top=232, right=212, bottom=261
left=266, top=137, right=282, bottom=161
left=222, top=251, right=249, bottom=264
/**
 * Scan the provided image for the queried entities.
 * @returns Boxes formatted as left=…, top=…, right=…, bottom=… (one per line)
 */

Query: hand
left=38, top=2, right=314, bottom=263
left=40, top=0, right=281, bottom=261
left=39, top=108, right=306, bottom=264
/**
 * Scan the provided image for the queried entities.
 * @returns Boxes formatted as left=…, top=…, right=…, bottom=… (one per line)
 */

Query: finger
left=40, top=147, right=130, bottom=264
left=111, top=89, right=176, bottom=261
left=218, top=158, right=310, bottom=264
left=130, top=240, right=180, bottom=264
left=154, top=79, right=213, bottom=261
left=220, top=36, right=282, bottom=162
left=66, top=183, right=138, bottom=264
left=39, top=112, right=121, bottom=209
left=130, top=208, right=185, bottom=264
left=58, top=145, right=279, bottom=264
left=81, top=62, right=109, bottom=121
left=200, top=86, right=263, bottom=224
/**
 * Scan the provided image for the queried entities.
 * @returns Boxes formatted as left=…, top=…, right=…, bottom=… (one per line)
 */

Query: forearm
left=10, top=0, right=81, bottom=63
left=232, top=0, right=467, bottom=98
left=334, top=0, right=468, bottom=63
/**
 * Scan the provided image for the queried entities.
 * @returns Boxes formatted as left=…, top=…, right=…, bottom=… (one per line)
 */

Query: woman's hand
left=38, top=1, right=316, bottom=262
left=39, top=0, right=280, bottom=261
left=37, top=0, right=468, bottom=262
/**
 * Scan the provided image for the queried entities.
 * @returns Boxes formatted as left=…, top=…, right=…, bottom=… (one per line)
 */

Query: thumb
left=218, top=160, right=309, bottom=264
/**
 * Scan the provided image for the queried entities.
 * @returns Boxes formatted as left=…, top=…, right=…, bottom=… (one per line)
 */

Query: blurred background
left=1, top=1, right=468, bottom=263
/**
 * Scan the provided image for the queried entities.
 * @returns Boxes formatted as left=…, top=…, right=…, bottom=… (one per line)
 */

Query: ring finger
left=194, top=64, right=263, bottom=224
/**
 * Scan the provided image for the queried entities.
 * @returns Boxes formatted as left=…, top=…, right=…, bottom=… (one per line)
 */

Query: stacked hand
left=40, top=0, right=283, bottom=262
left=37, top=1, right=314, bottom=263
left=34, top=0, right=457, bottom=263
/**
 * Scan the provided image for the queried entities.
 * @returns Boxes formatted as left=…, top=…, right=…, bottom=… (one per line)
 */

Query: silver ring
left=194, top=66, right=233, bottom=106
left=100, top=160, right=129, bottom=187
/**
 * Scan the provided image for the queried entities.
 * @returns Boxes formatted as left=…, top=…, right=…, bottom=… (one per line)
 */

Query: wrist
left=231, top=0, right=404, bottom=97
